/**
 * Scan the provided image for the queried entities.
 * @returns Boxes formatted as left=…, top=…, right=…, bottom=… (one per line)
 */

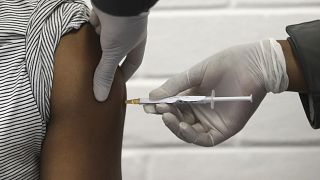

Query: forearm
left=277, top=40, right=308, bottom=93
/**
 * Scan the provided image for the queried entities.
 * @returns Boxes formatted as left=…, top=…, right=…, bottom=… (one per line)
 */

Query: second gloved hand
left=144, top=39, right=289, bottom=147
left=90, top=4, right=148, bottom=101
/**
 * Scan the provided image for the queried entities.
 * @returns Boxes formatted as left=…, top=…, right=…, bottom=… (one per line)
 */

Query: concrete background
left=85, top=0, right=320, bottom=179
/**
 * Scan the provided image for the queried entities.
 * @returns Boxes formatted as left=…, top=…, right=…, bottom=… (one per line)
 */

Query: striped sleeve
left=25, top=0, right=90, bottom=123
left=0, top=0, right=90, bottom=178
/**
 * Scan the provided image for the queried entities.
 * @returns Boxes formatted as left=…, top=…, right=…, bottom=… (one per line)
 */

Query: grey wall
left=85, top=0, right=320, bottom=179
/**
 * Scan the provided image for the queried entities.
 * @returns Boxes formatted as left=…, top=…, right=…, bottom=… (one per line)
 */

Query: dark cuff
left=286, top=20, right=320, bottom=129
left=91, top=0, right=158, bottom=16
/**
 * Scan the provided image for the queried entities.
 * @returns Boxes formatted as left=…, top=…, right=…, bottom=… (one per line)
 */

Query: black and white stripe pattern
left=0, top=0, right=89, bottom=178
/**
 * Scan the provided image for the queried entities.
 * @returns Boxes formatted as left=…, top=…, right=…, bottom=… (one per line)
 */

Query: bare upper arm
left=40, top=23, right=126, bottom=180
left=50, top=23, right=126, bottom=116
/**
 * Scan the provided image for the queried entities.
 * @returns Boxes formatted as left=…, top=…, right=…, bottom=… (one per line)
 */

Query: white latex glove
left=144, top=39, right=289, bottom=147
left=89, top=4, right=148, bottom=101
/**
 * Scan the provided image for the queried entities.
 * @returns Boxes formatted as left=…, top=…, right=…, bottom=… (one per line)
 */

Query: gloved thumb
left=149, top=61, right=207, bottom=100
left=93, top=52, right=121, bottom=102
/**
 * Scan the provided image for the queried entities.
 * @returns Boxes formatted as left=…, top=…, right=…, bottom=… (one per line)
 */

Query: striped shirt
left=0, top=0, right=89, bottom=178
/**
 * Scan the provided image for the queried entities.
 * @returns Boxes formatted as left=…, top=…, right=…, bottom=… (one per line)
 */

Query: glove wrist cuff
left=260, top=39, right=289, bottom=93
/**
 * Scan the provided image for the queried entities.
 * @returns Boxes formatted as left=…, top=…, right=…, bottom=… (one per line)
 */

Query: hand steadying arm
left=89, top=0, right=159, bottom=102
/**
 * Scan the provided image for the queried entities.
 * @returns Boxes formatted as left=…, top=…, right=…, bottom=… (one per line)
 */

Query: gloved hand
left=144, top=39, right=289, bottom=147
left=89, top=4, right=148, bottom=101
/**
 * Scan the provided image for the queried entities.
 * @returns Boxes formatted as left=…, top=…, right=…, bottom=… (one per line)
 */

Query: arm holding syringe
left=141, top=39, right=306, bottom=147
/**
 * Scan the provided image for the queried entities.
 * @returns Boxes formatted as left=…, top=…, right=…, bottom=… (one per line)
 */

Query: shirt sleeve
left=91, top=0, right=159, bottom=16
left=286, top=20, right=320, bottom=129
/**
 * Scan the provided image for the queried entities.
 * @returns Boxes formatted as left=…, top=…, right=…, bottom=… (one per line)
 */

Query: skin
left=278, top=40, right=308, bottom=93
left=40, top=23, right=126, bottom=180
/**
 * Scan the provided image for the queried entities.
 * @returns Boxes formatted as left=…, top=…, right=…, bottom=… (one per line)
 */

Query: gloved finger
left=155, top=104, right=184, bottom=120
left=179, top=122, right=215, bottom=147
left=156, top=104, right=196, bottom=124
left=89, top=10, right=99, bottom=26
left=93, top=53, right=122, bottom=102
left=94, top=24, right=101, bottom=35
left=149, top=60, right=208, bottom=100
left=120, top=37, right=147, bottom=82
left=143, top=104, right=158, bottom=114
left=89, top=10, right=101, bottom=34
left=162, top=113, right=185, bottom=141
left=179, top=105, right=196, bottom=124
left=143, top=104, right=176, bottom=115
left=192, top=123, right=206, bottom=133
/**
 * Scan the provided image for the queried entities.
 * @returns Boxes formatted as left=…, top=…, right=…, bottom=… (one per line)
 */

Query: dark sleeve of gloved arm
left=91, top=0, right=159, bottom=16
left=286, top=20, right=320, bottom=129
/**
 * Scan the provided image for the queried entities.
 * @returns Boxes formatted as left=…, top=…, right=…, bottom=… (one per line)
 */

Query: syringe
left=126, top=91, right=252, bottom=109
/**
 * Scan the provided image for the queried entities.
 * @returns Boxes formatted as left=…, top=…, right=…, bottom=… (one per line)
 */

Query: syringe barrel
left=202, top=95, right=252, bottom=103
